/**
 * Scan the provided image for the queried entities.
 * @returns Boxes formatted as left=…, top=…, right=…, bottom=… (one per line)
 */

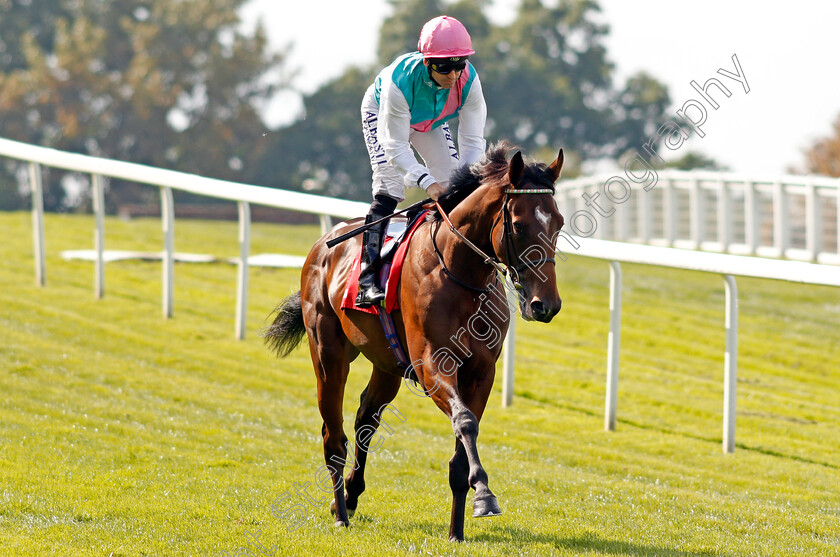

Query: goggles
left=428, top=57, right=468, bottom=75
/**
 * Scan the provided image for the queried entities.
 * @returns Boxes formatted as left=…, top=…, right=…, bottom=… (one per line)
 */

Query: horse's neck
left=447, top=184, right=504, bottom=250
left=434, top=185, right=505, bottom=288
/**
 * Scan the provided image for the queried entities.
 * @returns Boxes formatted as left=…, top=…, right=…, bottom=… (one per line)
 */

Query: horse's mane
left=430, top=141, right=556, bottom=219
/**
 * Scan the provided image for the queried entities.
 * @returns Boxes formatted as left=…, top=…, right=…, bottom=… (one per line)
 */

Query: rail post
left=92, top=174, right=106, bottom=298
left=718, top=179, right=732, bottom=252
left=665, top=178, right=678, bottom=247
left=605, top=261, right=622, bottom=431
left=690, top=178, right=705, bottom=250
left=773, top=180, right=788, bottom=258
left=235, top=201, right=251, bottom=340
left=502, top=283, right=517, bottom=408
left=805, top=177, right=821, bottom=262
left=161, top=187, right=174, bottom=319
left=723, top=274, right=738, bottom=454
left=320, top=214, right=333, bottom=235
left=29, top=162, right=46, bottom=287
left=744, top=180, right=759, bottom=255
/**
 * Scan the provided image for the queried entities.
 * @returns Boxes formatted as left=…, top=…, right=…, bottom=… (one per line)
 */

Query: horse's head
left=491, top=149, right=565, bottom=322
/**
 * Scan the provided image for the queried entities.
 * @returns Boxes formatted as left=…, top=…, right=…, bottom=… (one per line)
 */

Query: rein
left=433, top=186, right=555, bottom=293
left=430, top=213, right=496, bottom=294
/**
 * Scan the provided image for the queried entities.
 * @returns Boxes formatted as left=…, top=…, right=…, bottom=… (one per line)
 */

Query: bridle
left=432, top=186, right=556, bottom=293
left=495, top=188, right=558, bottom=290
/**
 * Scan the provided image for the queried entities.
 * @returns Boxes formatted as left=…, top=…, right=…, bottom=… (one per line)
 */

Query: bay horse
left=265, top=142, right=565, bottom=541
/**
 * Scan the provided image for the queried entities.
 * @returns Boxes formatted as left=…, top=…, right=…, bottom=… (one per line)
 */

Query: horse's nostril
left=530, top=298, right=545, bottom=315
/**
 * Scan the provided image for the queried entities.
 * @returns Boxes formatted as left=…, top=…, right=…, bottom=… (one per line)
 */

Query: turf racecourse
left=1, top=211, right=839, bottom=556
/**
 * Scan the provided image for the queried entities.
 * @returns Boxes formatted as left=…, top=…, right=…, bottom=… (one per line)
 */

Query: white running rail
left=565, top=237, right=840, bottom=453
left=4, top=137, right=839, bottom=453
left=558, top=170, right=840, bottom=265
left=0, top=137, right=369, bottom=339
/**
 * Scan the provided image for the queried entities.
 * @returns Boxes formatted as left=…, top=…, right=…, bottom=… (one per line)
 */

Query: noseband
left=433, top=186, right=556, bottom=293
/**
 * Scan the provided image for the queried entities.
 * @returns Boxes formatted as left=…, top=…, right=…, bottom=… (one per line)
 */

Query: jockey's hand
left=425, top=182, right=447, bottom=201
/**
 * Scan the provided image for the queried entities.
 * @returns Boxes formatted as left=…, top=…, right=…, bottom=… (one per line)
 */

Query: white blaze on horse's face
left=534, top=205, right=552, bottom=232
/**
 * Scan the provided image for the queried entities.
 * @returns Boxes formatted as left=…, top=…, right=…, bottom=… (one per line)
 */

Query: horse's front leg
left=448, top=396, right=501, bottom=518
left=427, top=378, right=501, bottom=541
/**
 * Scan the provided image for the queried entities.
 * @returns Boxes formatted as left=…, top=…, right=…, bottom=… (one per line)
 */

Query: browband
left=505, top=188, right=554, bottom=194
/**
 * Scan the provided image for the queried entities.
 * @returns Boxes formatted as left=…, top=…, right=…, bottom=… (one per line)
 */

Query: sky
left=239, top=0, right=840, bottom=177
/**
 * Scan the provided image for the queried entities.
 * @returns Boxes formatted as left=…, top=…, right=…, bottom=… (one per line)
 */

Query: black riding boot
left=356, top=215, right=386, bottom=308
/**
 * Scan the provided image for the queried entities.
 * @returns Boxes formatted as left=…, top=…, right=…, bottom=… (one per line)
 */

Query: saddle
left=340, top=210, right=429, bottom=374
left=341, top=210, right=428, bottom=316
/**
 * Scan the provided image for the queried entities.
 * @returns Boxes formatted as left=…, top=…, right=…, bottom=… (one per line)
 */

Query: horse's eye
left=513, top=223, right=525, bottom=236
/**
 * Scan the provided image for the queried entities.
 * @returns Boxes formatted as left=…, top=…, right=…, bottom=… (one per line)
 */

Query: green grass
left=1, top=211, right=839, bottom=556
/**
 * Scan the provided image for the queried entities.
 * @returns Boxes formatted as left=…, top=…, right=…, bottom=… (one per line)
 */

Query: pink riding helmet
left=417, top=15, right=475, bottom=58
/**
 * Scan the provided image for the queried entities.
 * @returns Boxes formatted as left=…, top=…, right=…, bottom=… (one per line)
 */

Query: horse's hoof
left=330, top=498, right=355, bottom=518
left=472, top=493, right=502, bottom=518
left=333, top=519, right=350, bottom=528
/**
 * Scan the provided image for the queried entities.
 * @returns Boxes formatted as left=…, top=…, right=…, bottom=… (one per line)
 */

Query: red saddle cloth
left=340, top=211, right=428, bottom=315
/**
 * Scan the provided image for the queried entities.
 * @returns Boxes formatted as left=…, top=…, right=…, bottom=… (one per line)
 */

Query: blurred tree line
left=0, top=0, right=285, bottom=210
left=2, top=0, right=687, bottom=211
left=801, top=114, right=840, bottom=177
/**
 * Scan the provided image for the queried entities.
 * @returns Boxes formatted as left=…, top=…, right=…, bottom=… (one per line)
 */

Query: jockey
left=356, top=15, right=488, bottom=307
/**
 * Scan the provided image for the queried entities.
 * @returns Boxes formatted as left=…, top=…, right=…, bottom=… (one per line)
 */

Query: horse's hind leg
left=343, top=367, right=402, bottom=516
left=309, top=327, right=355, bottom=528
left=447, top=439, right=470, bottom=542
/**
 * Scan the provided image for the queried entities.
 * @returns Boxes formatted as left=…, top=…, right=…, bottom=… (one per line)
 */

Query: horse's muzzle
left=527, top=296, right=561, bottom=323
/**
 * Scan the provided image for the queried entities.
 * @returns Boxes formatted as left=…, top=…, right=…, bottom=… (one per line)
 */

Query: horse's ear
left=509, top=151, right=524, bottom=187
left=547, top=148, right=564, bottom=183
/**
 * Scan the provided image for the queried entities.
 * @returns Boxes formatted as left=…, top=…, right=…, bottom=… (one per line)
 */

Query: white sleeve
left=456, top=73, right=487, bottom=167
left=379, top=77, right=437, bottom=190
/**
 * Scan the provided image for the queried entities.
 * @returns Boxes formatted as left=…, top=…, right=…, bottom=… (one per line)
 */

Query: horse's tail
left=263, top=291, right=307, bottom=358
